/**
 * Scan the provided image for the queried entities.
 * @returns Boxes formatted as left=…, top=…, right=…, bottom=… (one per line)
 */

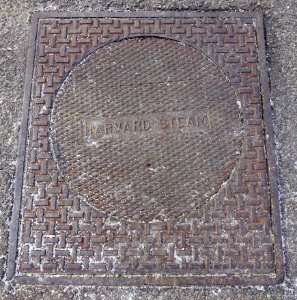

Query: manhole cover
left=7, top=11, right=284, bottom=286
left=51, top=37, right=242, bottom=222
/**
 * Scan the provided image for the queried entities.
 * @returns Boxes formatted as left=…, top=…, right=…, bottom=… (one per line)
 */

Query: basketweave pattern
left=19, top=16, right=274, bottom=275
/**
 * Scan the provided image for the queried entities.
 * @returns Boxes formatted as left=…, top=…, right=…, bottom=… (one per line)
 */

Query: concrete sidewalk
left=0, top=0, right=296, bottom=299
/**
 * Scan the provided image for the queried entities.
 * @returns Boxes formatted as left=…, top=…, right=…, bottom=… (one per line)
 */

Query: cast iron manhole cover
left=7, top=11, right=284, bottom=286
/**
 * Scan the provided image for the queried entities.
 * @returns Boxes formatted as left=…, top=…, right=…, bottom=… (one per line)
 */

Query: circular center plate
left=51, top=37, right=242, bottom=222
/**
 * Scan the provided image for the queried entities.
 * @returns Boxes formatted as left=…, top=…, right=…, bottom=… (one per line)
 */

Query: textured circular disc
left=51, top=37, right=242, bottom=222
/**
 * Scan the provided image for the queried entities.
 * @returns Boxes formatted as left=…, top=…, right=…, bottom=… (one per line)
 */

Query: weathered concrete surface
left=0, top=0, right=296, bottom=298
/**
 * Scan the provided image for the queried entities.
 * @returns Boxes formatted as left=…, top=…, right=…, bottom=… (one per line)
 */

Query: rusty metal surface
left=7, top=11, right=284, bottom=285
left=51, top=37, right=242, bottom=222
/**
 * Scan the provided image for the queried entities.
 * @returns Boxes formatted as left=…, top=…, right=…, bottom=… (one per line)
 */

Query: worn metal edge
left=32, top=10, right=257, bottom=19
left=255, top=11, right=285, bottom=284
left=5, top=12, right=39, bottom=281
left=13, top=273, right=281, bottom=286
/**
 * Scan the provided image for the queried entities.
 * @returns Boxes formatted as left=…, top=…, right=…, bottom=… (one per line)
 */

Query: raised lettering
left=123, top=122, right=132, bottom=132
left=159, top=119, right=168, bottom=129
left=84, top=109, right=211, bottom=142
left=97, top=124, right=105, bottom=135
left=177, top=117, right=185, bottom=128
left=143, top=120, right=151, bottom=131
left=186, top=116, right=196, bottom=127
left=105, top=123, right=113, bottom=134
left=170, top=117, right=177, bottom=128
left=206, top=108, right=211, bottom=129
left=91, top=124, right=97, bottom=136
left=115, top=122, right=123, bottom=133
left=134, top=121, right=143, bottom=131
left=196, top=115, right=207, bottom=127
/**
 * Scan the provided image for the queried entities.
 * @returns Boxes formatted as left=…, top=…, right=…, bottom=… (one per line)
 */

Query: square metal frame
left=6, top=10, right=284, bottom=286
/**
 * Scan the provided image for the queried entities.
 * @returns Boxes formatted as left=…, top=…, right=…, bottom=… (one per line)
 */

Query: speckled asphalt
left=0, top=1, right=296, bottom=299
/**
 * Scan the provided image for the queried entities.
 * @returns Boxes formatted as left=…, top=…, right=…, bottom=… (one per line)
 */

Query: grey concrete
left=0, top=0, right=296, bottom=298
